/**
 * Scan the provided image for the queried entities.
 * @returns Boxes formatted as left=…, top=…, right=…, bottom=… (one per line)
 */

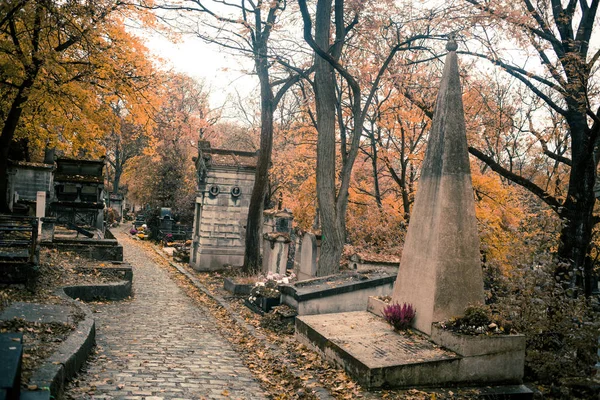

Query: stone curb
left=150, top=245, right=335, bottom=400
left=28, top=288, right=96, bottom=399
left=62, top=280, right=132, bottom=302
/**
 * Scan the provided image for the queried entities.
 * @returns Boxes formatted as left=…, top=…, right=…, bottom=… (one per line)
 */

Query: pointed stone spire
left=391, top=39, right=484, bottom=335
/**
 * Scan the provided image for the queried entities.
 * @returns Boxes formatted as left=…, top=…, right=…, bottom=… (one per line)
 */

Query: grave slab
left=0, top=302, right=73, bottom=325
left=296, top=311, right=460, bottom=388
left=296, top=311, right=527, bottom=390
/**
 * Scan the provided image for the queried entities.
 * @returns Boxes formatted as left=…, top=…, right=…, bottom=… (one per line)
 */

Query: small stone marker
left=392, top=39, right=485, bottom=334
left=298, top=232, right=318, bottom=280
left=36, top=191, right=45, bottom=236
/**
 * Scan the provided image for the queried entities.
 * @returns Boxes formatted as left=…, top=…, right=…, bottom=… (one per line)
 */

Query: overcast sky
left=143, top=31, right=258, bottom=117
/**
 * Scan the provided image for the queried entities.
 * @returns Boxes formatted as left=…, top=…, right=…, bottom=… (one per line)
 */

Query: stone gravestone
left=292, top=234, right=302, bottom=273
left=298, top=232, right=318, bottom=280
left=262, top=210, right=294, bottom=274
left=262, top=233, right=291, bottom=275
left=391, top=39, right=485, bottom=335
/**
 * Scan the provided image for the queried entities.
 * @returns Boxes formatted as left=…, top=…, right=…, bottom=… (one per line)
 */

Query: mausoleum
left=190, top=141, right=258, bottom=271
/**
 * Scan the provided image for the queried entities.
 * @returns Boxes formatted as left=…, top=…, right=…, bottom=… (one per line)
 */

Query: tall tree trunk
left=113, top=169, right=122, bottom=194
left=313, top=0, right=343, bottom=276
left=462, top=0, right=600, bottom=296
left=556, top=110, right=597, bottom=297
left=243, top=40, right=274, bottom=274
left=0, top=81, right=36, bottom=212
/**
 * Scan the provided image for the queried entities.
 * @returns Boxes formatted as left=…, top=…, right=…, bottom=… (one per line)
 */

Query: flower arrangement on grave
left=436, top=304, right=514, bottom=335
left=248, top=272, right=296, bottom=302
left=135, top=224, right=148, bottom=240
left=383, top=302, right=416, bottom=331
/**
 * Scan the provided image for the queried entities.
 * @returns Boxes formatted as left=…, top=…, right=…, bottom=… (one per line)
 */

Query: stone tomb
left=295, top=41, right=527, bottom=391
left=190, top=141, right=258, bottom=271
left=281, top=271, right=395, bottom=315
left=51, top=157, right=106, bottom=230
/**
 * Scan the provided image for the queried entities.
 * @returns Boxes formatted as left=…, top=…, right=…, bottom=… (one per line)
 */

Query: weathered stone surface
left=29, top=290, right=96, bottom=398
left=392, top=45, right=484, bottom=335
left=19, top=391, right=51, bottom=400
left=223, top=277, right=253, bottom=295
left=263, top=210, right=294, bottom=234
left=296, top=310, right=528, bottom=389
left=62, top=280, right=132, bottom=301
left=0, top=334, right=22, bottom=400
left=42, top=239, right=123, bottom=262
left=295, top=312, right=460, bottom=389
left=6, top=161, right=53, bottom=204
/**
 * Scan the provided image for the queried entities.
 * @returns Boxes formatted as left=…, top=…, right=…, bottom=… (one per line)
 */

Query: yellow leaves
left=472, top=168, right=527, bottom=273
left=2, top=0, right=160, bottom=160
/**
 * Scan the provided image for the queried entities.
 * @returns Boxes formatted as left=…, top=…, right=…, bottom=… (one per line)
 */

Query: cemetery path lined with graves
left=65, top=230, right=268, bottom=400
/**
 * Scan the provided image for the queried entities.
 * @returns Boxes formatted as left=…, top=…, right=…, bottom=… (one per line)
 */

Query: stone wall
left=190, top=164, right=256, bottom=271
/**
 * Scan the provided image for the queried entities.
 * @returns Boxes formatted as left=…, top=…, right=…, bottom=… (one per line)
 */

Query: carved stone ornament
left=209, top=185, right=220, bottom=196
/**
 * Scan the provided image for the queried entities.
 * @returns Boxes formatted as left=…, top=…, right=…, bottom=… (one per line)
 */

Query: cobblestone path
left=65, top=230, right=267, bottom=400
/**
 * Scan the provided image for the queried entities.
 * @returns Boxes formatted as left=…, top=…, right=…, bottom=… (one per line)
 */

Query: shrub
left=488, top=259, right=599, bottom=383
left=383, top=303, right=415, bottom=331
left=462, top=305, right=491, bottom=327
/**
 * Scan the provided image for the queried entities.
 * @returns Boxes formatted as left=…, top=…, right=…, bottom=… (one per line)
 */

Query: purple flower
left=383, top=303, right=416, bottom=331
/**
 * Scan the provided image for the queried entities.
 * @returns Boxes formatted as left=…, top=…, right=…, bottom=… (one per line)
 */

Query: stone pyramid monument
left=391, top=39, right=485, bottom=335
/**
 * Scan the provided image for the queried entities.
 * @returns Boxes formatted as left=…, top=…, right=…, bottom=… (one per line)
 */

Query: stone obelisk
left=392, top=40, right=484, bottom=335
